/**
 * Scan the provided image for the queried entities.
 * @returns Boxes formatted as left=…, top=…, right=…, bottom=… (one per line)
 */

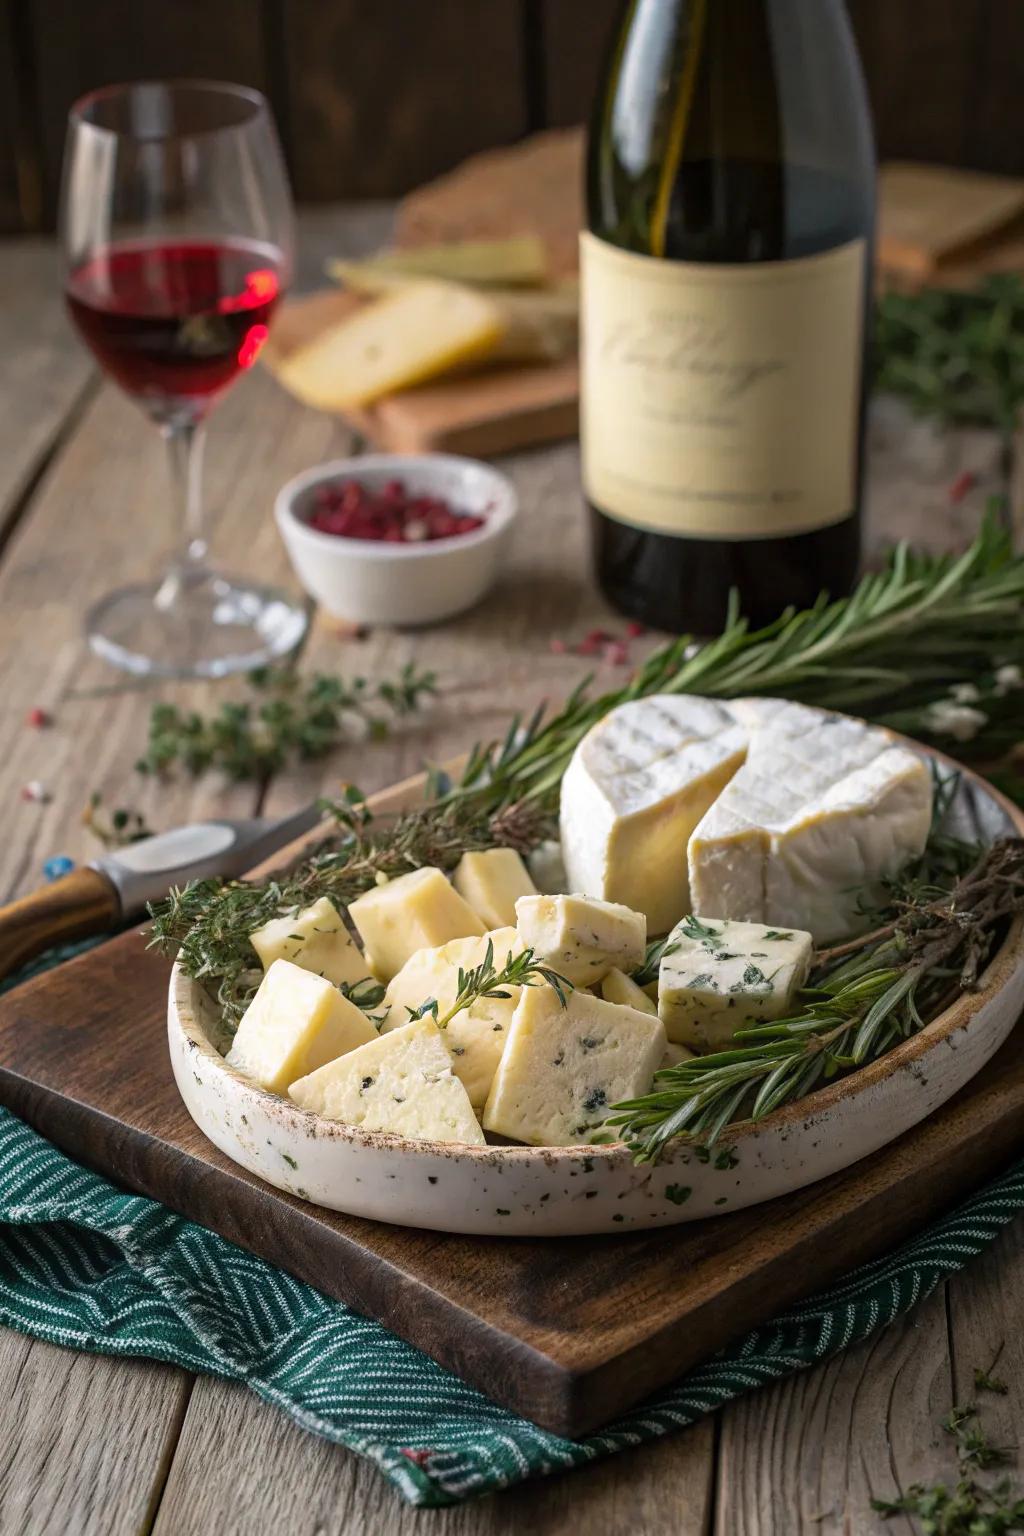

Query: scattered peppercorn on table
left=0, top=208, right=1020, bottom=1536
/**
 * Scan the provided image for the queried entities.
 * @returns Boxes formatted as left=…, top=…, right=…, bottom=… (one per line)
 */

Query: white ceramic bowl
left=274, top=453, right=517, bottom=626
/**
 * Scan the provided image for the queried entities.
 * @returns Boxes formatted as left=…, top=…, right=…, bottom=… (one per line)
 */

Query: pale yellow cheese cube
left=515, top=893, right=646, bottom=986
left=453, top=848, right=537, bottom=930
left=600, top=966, right=657, bottom=1015
left=382, top=928, right=524, bottom=1107
left=249, top=896, right=370, bottom=989
left=289, top=1017, right=485, bottom=1145
left=658, top=917, right=813, bottom=1050
left=483, top=985, right=664, bottom=1147
left=348, top=866, right=485, bottom=983
left=276, top=281, right=504, bottom=410
left=226, top=958, right=377, bottom=1095
left=661, top=1040, right=696, bottom=1070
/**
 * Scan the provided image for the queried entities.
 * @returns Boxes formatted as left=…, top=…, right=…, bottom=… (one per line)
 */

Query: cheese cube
left=453, top=848, right=537, bottom=929
left=515, top=893, right=646, bottom=986
left=382, top=927, right=524, bottom=1107
left=249, top=897, right=370, bottom=989
left=658, top=917, right=813, bottom=1050
left=226, top=959, right=377, bottom=1094
left=600, top=966, right=657, bottom=1015
left=483, top=985, right=665, bottom=1147
left=276, top=281, right=504, bottom=410
left=348, top=866, right=485, bottom=983
left=661, top=1040, right=696, bottom=1070
left=289, top=1017, right=485, bottom=1145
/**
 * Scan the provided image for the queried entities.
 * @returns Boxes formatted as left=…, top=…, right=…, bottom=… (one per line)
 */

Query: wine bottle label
left=580, top=232, right=866, bottom=540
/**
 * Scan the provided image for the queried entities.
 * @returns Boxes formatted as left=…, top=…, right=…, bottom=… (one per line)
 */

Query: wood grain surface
left=0, top=204, right=1018, bottom=1532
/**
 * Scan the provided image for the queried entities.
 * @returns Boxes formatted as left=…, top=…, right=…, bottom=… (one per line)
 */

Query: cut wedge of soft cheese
left=226, top=958, right=377, bottom=1094
left=348, top=866, right=485, bottom=982
left=382, top=927, right=524, bottom=1107
left=515, top=893, right=646, bottom=986
left=688, top=701, right=933, bottom=941
left=249, top=896, right=370, bottom=989
left=483, top=985, right=665, bottom=1146
left=600, top=966, right=657, bottom=1015
left=453, top=848, right=537, bottom=930
left=560, top=695, right=748, bottom=935
left=289, top=1016, right=484, bottom=1145
left=276, top=280, right=504, bottom=410
left=658, top=917, right=813, bottom=1050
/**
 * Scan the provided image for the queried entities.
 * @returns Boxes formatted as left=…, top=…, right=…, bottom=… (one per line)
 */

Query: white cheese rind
left=658, top=917, right=813, bottom=1049
left=559, top=694, right=748, bottom=935
left=688, top=704, right=933, bottom=941
left=382, top=927, right=524, bottom=1107
left=453, top=848, right=537, bottom=929
left=348, top=866, right=485, bottom=981
left=288, top=1017, right=485, bottom=1144
left=515, top=893, right=646, bottom=985
left=249, top=896, right=370, bottom=988
left=482, top=985, right=665, bottom=1146
left=226, top=958, right=377, bottom=1094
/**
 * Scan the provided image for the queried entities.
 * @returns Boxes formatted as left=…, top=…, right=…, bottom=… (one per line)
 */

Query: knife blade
left=0, top=801, right=324, bottom=984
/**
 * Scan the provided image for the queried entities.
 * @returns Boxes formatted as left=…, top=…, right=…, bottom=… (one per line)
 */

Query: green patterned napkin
left=1, top=951, right=1022, bottom=1506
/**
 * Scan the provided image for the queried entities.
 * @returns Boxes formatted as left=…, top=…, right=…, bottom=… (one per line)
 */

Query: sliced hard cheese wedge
left=688, top=702, right=933, bottom=941
left=515, top=893, right=646, bottom=986
left=600, top=966, right=657, bottom=1015
left=658, top=917, right=812, bottom=1050
left=275, top=280, right=504, bottom=410
left=453, top=847, right=538, bottom=930
left=289, top=1016, right=485, bottom=1145
left=249, top=896, right=370, bottom=989
left=226, top=958, right=377, bottom=1094
left=560, top=695, right=748, bottom=935
left=382, top=927, right=524, bottom=1107
left=348, top=866, right=485, bottom=983
left=483, top=985, right=665, bottom=1147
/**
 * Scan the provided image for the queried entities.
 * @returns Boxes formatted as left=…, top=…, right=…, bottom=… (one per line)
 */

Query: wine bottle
left=582, top=0, right=875, bottom=633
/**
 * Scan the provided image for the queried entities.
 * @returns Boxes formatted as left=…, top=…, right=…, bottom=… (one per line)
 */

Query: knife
left=0, top=802, right=324, bottom=984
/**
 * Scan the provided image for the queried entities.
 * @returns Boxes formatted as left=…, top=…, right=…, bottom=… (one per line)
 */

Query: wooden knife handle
left=0, top=868, right=120, bottom=984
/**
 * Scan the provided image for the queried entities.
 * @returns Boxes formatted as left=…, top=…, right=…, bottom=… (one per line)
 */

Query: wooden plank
left=714, top=1289, right=959, bottom=1533
left=282, top=0, right=528, bottom=201
left=154, top=1372, right=714, bottom=1534
left=27, top=0, right=268, bottom=225
left=946, top=1215, right=1024, bottom=1461
left=0, top=1328, right=191, bottom=1536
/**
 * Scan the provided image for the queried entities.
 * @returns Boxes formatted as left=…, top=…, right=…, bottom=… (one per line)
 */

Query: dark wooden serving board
left=1, top=924, right=1023, bottom=1437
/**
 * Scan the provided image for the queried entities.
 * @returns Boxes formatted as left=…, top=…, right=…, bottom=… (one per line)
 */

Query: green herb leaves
left=406, top=940, right=572, bottom=1031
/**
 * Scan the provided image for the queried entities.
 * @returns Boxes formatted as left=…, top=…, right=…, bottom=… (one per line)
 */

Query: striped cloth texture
left=1, top=954, right=1023, bottom=1505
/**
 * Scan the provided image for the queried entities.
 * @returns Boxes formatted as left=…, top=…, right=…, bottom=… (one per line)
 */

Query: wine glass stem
left=155, top=419, right=208, bottom=609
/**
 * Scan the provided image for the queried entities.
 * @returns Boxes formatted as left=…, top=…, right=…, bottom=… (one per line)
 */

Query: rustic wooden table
left=0, top=206, right=1020, bottom=1536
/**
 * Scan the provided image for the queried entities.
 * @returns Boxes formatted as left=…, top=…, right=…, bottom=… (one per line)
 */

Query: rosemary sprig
left=149, top=795, right=555, bottom=1027
left=136, top=662, right=435, bottom=780
left=406, top=939, right=572, bottom=1030
left=607, top=838, right=1024, bottom=1161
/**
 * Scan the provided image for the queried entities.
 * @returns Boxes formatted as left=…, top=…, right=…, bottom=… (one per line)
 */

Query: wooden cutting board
left=1, top=922, right=1023, bottom=1436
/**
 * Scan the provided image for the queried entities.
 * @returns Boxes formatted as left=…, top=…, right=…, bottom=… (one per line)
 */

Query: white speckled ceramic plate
left=168, top=748, right=1024, bottom=1236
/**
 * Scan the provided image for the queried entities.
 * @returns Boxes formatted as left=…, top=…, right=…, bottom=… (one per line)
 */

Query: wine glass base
left=86, top=571, right=309, bottom=680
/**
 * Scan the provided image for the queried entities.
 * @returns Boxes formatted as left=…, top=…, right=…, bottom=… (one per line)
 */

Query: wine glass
left=60, top=79, right=307, bottom=679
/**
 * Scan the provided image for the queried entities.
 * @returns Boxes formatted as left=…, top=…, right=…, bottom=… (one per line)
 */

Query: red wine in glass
left=66, top=237, right=283, bottom=422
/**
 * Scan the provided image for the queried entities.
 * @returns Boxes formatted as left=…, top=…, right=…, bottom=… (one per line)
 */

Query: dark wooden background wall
left=2, top=0, right=1022, bottom=234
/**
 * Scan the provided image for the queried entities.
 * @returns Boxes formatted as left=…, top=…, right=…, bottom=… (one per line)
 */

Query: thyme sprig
left=607, top=838, right=1024, bottom=1162
left=149, top=795, right=555, bottom=1028
left=137, top=662, right=436, bottom=780
left=406, top=939, right=572, bottom=1030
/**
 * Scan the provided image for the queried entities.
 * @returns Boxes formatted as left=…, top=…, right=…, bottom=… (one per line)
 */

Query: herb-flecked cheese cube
left=452, top=847, right=537, bottom=929
left=514, top=893, right=646, bottom=986
left=288, top=1017, right=485, bottom=1144
left=661, top=1040, right=696, bottom=1070
left=658, top=916, right=813, bottom=1050
left=382, top=927, right=524, bottom=1107
left=483, top=985, right=665, bottom=1147
left=348, top=866, right=485, bottom=982
left=600, top=966, right=657, bottom=1015
left=249, top=896, right=370, bottom=988
left=226, top=959, right=377, bottom=1094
